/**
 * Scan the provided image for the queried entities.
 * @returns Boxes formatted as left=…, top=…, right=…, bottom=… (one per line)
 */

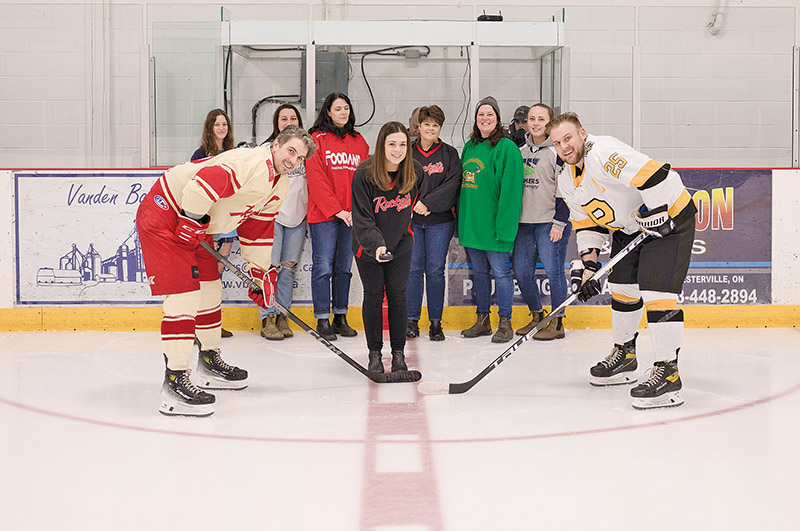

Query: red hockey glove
left=248, top=266, right=278, bottom=310
left=174, top=210, right=210, bottom=249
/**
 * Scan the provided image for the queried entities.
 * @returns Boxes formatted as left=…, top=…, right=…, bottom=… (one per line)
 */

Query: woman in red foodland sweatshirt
left=306, top=92, right=370, bottom=341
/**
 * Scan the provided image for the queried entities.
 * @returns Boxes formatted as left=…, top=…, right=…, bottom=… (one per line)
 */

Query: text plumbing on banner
left=446, top=169, right=772, bottom=307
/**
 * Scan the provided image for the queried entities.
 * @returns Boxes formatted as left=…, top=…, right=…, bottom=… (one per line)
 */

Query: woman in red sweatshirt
left=306, top=93, right=370, bottom=340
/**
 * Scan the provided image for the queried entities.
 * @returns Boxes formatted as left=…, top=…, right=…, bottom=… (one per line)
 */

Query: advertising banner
left=13, top=171, right=318, bottom=306
left=446, top=169, right=772, bottom=307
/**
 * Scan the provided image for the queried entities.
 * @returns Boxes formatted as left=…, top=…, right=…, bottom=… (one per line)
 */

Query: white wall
left=0, top=1, right=797, bottom=168
left=0, top=2, right=798, bottom=309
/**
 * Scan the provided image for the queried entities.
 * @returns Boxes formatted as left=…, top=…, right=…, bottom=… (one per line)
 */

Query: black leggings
left=355, top=251, right=412, bottom=352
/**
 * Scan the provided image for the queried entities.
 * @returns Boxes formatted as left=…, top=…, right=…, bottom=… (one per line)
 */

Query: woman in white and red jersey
left=306, top=92, right=370, bottom=340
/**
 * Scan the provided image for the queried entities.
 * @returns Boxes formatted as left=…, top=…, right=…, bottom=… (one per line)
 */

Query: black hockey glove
left=635, top=204, right=675, bottom=238
left=570, top=260, right=601, bottom=302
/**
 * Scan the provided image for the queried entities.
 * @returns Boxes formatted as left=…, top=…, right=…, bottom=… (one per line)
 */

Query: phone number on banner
left=677, top=288, right=758, bottom=305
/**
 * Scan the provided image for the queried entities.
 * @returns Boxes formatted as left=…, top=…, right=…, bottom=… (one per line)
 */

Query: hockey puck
left=378, top=252, right=393, bottom=261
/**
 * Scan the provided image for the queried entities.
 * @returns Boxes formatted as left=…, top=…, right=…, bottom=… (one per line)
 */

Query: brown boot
left=260, top=315, right=284, bottom=341
left=461, top=313, right=492, bottom=338
left=491, top=316, right=514, bottom=343
left=534, top=316, right=565, bottom=341
left=220, top=327, right=233, bottom=338
left=515, top=311, right=543, bottom=336
left=275, top=313, right=293, bottom=338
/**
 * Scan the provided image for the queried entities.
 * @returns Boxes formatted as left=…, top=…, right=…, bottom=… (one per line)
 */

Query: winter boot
left=429, top=320, right=445, bottom=342
left=368, top=350, right=384, bottom=373
left=491, top=316, right=514, bottom=343
left=195, top=348, right=248, bottom=390
left=534, top=316, right=565, bottom=341
left=516, top=311, right=543, bottom=336
left=317, top=318, right=337, bottom=341
left=260, top=315, right=284, bottom=341
left=406, top=319, right=420, bottom=338
left=332, top=313, right=357, bottom=337
left=275, top=313, right=293, bottom=338
left=461, top=313, right=492, bottom=338
left=391, top=349, right=408, bottom=372
left=589, top=332, right=639, bottom=386
left=159, top=362, right=215, bottom=417
left=630, top=353, right=683, bottom=410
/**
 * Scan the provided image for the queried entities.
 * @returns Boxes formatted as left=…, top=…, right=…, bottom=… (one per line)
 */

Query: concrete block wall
left=0, top=1, right=797, bottom=168
left=638, top=6, right=795, bottom=167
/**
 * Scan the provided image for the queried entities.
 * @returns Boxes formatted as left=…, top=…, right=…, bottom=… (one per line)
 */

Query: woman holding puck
left=351, top=121, right=422, bottom=373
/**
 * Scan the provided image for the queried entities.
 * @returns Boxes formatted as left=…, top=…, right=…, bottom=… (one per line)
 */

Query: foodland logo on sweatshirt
left=373, top=192, right=412, bottom=213
left=325, top=150, right=361, bottom=169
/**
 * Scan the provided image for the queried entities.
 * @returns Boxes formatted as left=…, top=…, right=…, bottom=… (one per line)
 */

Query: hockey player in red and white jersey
left=548, top=112, right=696, bottom=409
left=136, top=126, right=316, bottom=416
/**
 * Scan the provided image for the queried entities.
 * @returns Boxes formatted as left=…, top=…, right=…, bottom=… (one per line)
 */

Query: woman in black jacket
left=406, top=105, right=461, bottom=341
left=352, top=121, right=422, bottom=373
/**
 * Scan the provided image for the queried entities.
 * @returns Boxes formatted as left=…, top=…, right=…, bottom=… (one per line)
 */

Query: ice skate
left=631, top=357, right=683, bottom=410
left=589, top=333, right=638, bottom=386
left=195, top=348, right=248, bottom=390
left=159, top=368, right=215, bottom=417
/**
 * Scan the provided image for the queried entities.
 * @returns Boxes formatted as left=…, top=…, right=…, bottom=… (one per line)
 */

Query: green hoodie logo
left=462, top=158, right=484, bottom=189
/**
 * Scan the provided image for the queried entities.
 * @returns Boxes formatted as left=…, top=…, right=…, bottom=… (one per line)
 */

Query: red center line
left=359, top=343, right=444, bottom=530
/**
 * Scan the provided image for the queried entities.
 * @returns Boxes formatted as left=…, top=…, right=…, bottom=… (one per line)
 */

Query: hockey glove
left=175, top=210, right=210, bottom=249
left=247, top=266, right=278, bottom=310
left=635, top=204, right=675, bottom=238
left=570, top=259, right=602, bottom=302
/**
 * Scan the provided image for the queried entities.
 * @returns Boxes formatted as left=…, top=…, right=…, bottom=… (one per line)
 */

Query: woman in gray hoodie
left=512, top=103, right=571, bottom=340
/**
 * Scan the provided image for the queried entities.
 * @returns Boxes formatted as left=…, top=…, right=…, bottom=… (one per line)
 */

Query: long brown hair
left=266, top=103, right=303, bottom=142
left=469, top=104, right=506, bottom=147
left=200, top=109, right=234, bottom=156
left=361, top=121, right=416, bottom=194
left=310, top=92, right=357, bottom=138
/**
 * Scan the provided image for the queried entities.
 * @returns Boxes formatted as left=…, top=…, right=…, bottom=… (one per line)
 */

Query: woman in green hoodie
left=458, top=96, right=523, bottom=343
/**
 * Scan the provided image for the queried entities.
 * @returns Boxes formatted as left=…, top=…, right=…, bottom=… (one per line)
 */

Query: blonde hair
left=546, top=111, right=582, bottom=137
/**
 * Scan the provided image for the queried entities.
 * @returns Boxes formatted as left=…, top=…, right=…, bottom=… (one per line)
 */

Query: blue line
left=448, top=261, right=772, bottom=269
left=689, top=262, right=771, bottom=268
left=15, top=172, right=162, bottom=179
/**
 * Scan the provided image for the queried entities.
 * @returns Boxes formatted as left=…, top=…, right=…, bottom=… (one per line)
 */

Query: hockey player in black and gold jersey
left=548, top=112, right=696, bottom=409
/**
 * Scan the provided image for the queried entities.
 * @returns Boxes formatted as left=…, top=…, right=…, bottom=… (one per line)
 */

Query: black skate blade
left=372, top=370, right=422, bottom=383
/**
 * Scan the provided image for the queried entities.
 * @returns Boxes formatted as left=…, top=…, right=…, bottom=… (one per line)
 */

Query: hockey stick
left=199, top=240, right=422, bottom=384
left=418, top=231, right=649, bottom=395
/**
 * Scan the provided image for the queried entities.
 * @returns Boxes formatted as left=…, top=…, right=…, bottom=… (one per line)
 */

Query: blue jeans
left=260, top=220, right=308, bottom=320
left=512, top=222, right=571, bottom=317
left=407, top=220, right=455, bottom=322
left=309, top=219, right=353, bottom=318
left=465, top=247, right=514, bottom=319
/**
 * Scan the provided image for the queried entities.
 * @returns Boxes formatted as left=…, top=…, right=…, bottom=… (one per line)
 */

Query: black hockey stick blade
left=199, top=240, right=422, bottom=384
left=375, top=370, right=423, bottom=383
left=418, top=231, right=649, bottom=395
